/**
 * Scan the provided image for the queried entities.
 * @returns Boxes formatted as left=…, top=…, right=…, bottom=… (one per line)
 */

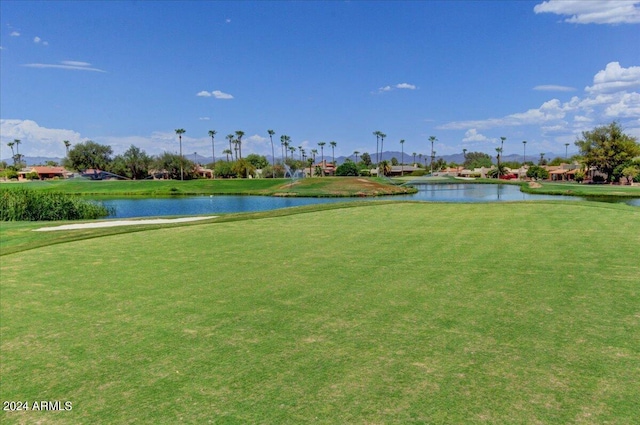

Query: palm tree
left=289, top=145, right=296, bottom=160
left=522, top=140, right=527, bottom=164
left=379, top=133, right=386, bottom=163
left=429, top=136, right=437, bottom=174
left=232, top=140, right=239, bottom=160
left=353, top=151, right=360, bottom=163
left=318, top=142, right=326, bottom=175
left=307, top=157, right=314, bottom=176
left=208, top=130, right=217, bottom=178
left=330, top=141, right=337, bottom=165
left=373, top=131, right=381, bottom=164
left=379, top=160, right=391, bottom=176
left=14, top=139, right=21, bottom=158
left=223, top=149, right=232, bottom=162
left=226, top=134, right=234, bottom=158
left=462, top=148, right=467, bottom=160
left=235, top=130, right=245, bottom=160
left=7, top=141, right=15, bottom=167
left=412, top=152, right=417, bottom=165
left=311, top=149, right=318, bottom=165
left=565, top=142, right=570, bottom=160
left=63, top=140, right=71, bottom=156
left=418, top=153, right=423, bottom=165
left=267, top=129, right=276, bottom=178
left=175, top=129, right=186, bottom=180
left=399, top=139, right=405, bottom=176
left=298, top=146, right=303, bottom=161
left=280, top=135, right=286, bottom=163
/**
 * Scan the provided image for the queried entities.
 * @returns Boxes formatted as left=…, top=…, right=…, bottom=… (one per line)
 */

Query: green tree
left=111, top=145, right=152, bottom=179
left=65, top=141, right=113, bottom=171
left=621, top=165, right=639, bottom=184
left=391, top=157, right=398, bottom=166
left=526, top=165, right=549, bottom=180
left=214, top=161, right=236, bottom=178
left=463, top=151, right=492, bottom=169
left=379, top=160, right=391, bottom=176
left=335, top=159, right=358, bottom=176
left=246, top=153, right=269, bottom=169
left=155, top=152, right=196, bottom=180
left=360, top=152, right=372, bottom=167
left=232, top=158, right=255, bottom=178
left=575, top=122, right=640, bottom=183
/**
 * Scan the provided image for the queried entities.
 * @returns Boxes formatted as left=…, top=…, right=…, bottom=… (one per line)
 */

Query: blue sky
left=1, top=0, right=639, bottom=161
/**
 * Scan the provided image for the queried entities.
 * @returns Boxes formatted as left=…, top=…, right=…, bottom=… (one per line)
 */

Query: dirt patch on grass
left=528, top=181, right=542, bottom=189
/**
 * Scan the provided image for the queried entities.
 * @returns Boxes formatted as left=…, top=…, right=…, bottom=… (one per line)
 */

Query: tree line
left=3, top=122, right=639, bottom=183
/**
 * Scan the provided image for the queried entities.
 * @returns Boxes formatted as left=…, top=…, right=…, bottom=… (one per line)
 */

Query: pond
left=98, top=183, right=640, bottom=219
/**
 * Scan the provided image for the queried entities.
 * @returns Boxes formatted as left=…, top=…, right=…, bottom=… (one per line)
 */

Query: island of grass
left=1, top=176, right=417, bottom=198
left=1, top=201, right=639, bottom=423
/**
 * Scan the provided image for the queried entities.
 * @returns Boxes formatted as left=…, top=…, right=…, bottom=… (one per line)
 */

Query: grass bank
left=520, top=181, right=640, bottom=198
left=0, top=177, right=416, bottom=197
left=1, top=201, right=639, bottom=423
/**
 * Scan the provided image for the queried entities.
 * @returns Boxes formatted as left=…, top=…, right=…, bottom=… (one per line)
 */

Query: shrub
left=410, top=169, right=426, bottom=177
left=336, top=161, right=358, bottom=176
left=0, top=188, right=112, bottom=221
left=26, top=171, right=40, bottom=180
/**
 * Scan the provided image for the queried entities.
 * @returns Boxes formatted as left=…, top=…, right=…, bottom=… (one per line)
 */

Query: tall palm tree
left=268, top=129, right=276, bottom=178
left=379, top=133, right=386, bottom=163
left=495, top=147, right=503, bottom=178
left=233, top=140, right=239, bottom=160
left=330, top=141, right=337, bottom=165
left=175, top=129, right=186, bottom=180
left=7, top=141, right=15, bottom=167
left=235, top=130, right=245, bottom=160
left=399, top=139, right=405, bottom=176
left=226, top=134, right=234, bottom=159
left=522, top=140, right=527, bottom=164
left=412, top=152, right=417, bottom=165
left=208, top=130, right=217, bottom=178
left=298, top=146, right=303, bottom=161
left=223, top=149, right=232, bottom=162
left=14, top=139, right=21, bottom=158
left=463, top=148, right=467, bottom=160
left=280, top=135, right=286, bottom=163
left=565, top=142, right=569, bottom=159
left=353, top=151, right=360, bottom=163
left=429, top=136, right=437, bottom=174
left=373, top=131, right=381, bottom=164
left=63, top=140, right=71, bottom=156
left=318, top=142, right=326, bottom=175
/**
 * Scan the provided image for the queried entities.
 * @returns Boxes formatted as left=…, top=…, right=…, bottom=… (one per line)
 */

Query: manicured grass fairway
left=1, top=202, right=639, bottom=424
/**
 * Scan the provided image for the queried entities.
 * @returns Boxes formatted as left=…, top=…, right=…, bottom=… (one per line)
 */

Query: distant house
left=18, top=166, right=70, bottom=180
left=389, top=165, right=420, bottom=176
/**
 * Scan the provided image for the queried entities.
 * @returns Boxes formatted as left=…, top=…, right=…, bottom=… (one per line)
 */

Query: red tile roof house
left=18, top=166, right=70, bottom=180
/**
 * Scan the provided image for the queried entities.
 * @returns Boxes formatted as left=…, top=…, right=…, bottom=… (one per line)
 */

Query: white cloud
left=462, top=129, right=492, bottom=143
left=212, top=90, right=233, bottom=99
left=534, top=0, right=640, bottom=25
left=22, top=61, right=106, bottom=72
left=61, top=61, right=91, bottom=67
left=10, top=31, right=20, bottom=37
left=396, top=83, right=417, bottom=90
left=0, top=119, right=85, bottom=158
left=375, top=83, right=417, bottom=93
left=585, top=62, right=640, bottom=94
left=33, top=36, right=41, bottom=43
left=604, top=92, right=640, bottom=117
left=533, top=85, right=576, bottom=92
left=199, top=117, right=210, bottom=121
left=196, top=90, right=234, bottom=99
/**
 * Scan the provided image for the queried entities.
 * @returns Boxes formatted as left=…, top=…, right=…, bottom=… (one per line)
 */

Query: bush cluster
left=0, top=188, right=113, bottom=221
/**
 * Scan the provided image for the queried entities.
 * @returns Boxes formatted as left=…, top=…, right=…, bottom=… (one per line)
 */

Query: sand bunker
left=34, top=216, right=217, bottom=232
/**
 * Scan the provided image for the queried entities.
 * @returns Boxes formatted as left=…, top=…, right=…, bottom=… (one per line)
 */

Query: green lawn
left=1, top=202, right=639, bottom=424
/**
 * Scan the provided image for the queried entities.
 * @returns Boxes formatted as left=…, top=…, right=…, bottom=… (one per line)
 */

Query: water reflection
left=97, top=184, right=638, bottom=219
